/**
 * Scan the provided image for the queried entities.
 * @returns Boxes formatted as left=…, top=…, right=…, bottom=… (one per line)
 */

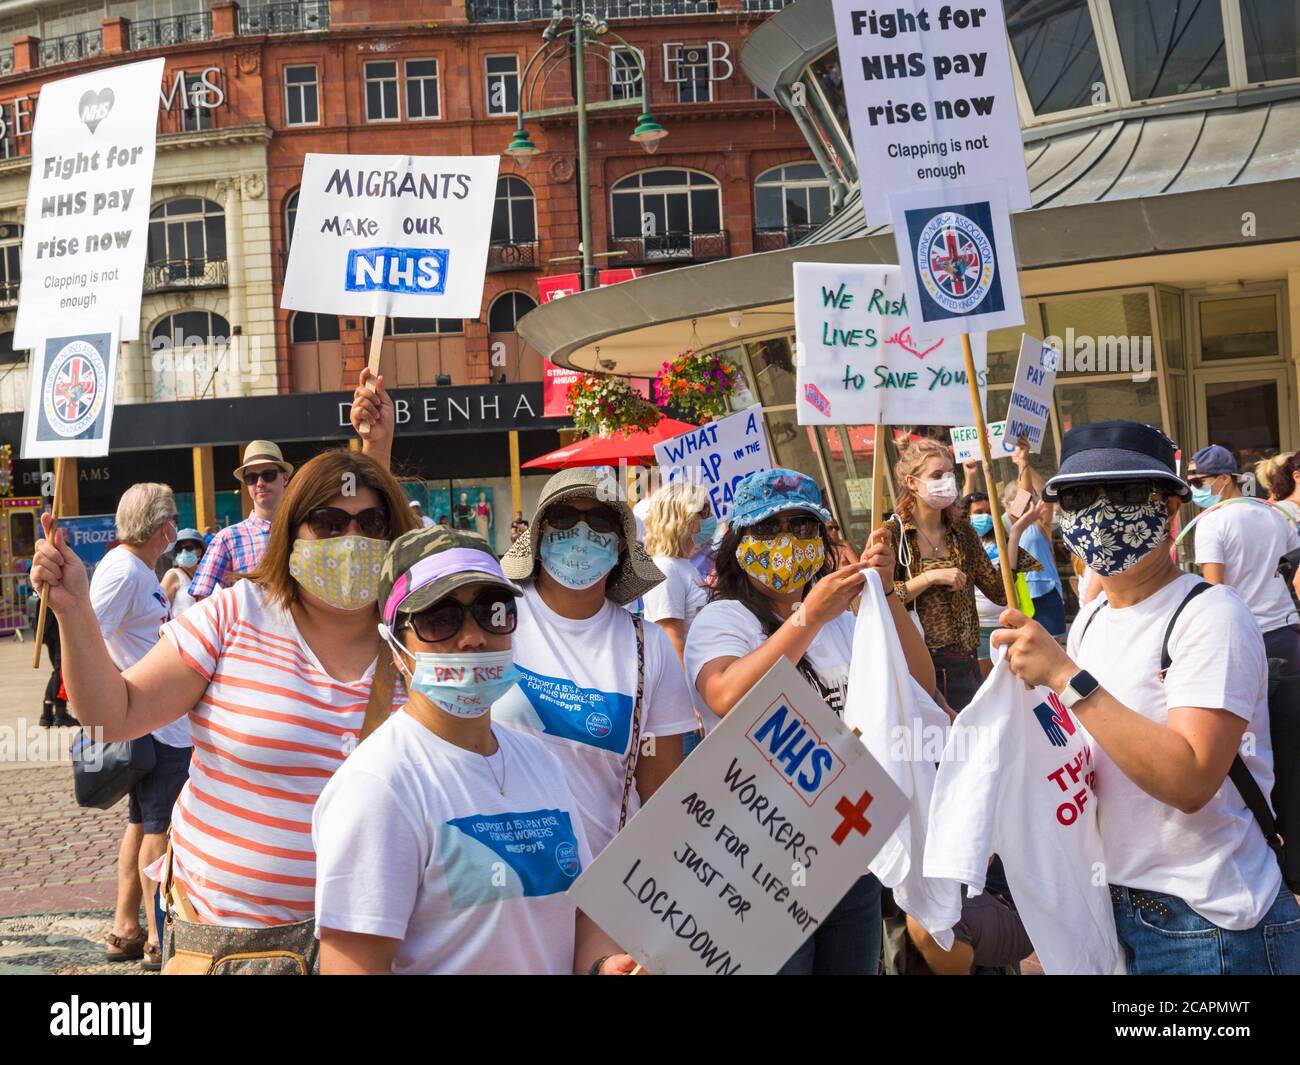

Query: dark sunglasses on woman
left=543, top=502, right=621, bottom=536
left=748, top=512, right=822, bottom=541
left=405, top=592, right=518, bottom=643
left=305, top=506, right=390, bottom=540
left=243, top=469, right=282, bottom=487
left=1056, top=480, right=1162, bottom=513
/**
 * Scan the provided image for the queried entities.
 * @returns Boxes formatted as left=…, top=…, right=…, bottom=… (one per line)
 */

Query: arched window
left=488, top=291, right=537, bottom=333
left=0, top=223, right=21, bottom=306
left=611, top=169, right=722, bottom=240
left=150, top=311, right=231, bottom=350
left=754, top=163, right=833, bottom=244
left=285, top=189, right=299, bottom=247
left=290, top=312, right=340, bottom=343
left=0, top=330, right=20, bottom=365
left=491, top=177, right=536, bottom=245
left=147, top=198, right=227, bottom=289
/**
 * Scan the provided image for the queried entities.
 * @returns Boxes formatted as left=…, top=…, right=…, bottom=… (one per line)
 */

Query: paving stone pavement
left=0, top=910, right=154, bottom=975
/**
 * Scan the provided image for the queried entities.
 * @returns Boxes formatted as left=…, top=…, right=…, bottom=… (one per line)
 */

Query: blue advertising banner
left=60, top=513, right=117, bottom=567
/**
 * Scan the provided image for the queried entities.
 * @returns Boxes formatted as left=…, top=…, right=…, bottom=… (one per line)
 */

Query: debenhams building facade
left=521, top=0, right=1300, bottom=549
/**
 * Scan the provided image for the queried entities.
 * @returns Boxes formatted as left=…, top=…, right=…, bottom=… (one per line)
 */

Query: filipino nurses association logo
left=42, top=339, right=106, bottom=438
left=917, top=209, right=996, bottom=315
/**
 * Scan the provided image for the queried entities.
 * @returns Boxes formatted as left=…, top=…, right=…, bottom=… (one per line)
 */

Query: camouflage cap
left=378, top=527, right=521, bottom=631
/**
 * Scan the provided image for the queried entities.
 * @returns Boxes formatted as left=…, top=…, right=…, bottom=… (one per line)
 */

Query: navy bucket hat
left=1044, top=420, right=1189, bottom=501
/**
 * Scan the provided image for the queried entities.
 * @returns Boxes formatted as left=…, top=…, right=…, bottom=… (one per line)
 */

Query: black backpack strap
left=1077, top=598, right=1108, bottom=646
left=1158, top=581, right=1213, bottom=677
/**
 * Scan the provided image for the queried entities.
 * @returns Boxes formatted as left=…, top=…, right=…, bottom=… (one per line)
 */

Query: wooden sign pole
left=870, top=423, right=887, bottom=532
left=32, top=456, right=66, bottom=670
left=357, top=313, right=387, bottom=437
left=960, top=332, right=1017, bottom=608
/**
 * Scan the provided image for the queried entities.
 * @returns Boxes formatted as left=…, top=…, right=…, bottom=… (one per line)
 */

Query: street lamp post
left=507, top=5, right=667, bottom=292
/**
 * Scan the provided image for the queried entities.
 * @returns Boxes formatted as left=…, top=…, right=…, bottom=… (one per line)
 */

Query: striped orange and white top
left=162, top=579, right=400, bottom=927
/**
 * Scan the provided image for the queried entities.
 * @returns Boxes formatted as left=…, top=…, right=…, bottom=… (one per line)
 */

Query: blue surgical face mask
left=176, top=549, right=200, bottom=568
left=1058, top=496, right=1170, bottom=577
left=970, top=513, right=994, bottom=537
left=388, top=643, right=520, bottom=719
left=1191, top=484, right=1222, bottom=509
left=539, top=522, right=620, bottom=590
left=693, top=514, right=718, bottom=547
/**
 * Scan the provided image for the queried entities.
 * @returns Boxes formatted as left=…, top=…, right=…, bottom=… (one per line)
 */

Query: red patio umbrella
left=523, top=418, right=700, bottom=470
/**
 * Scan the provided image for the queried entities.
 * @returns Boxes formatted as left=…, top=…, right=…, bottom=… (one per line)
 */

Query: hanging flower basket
left=567, top=374, right=662, bottom=437
left=654, top=349, right=738, bottom=423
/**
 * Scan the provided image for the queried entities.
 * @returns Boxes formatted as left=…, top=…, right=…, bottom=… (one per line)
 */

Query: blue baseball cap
left=1190, top=444, right=1237, bottom=476
left=1044, top=420, right=1189, bottom=501
left=728, top=468, right=833, bottom=529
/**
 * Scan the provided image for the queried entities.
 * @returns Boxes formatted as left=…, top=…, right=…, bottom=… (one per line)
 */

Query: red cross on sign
left=831, top=789, right=873, bottom=846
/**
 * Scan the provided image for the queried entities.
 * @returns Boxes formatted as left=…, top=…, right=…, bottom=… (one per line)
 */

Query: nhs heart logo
left=78, top=88, right=114, bottom=134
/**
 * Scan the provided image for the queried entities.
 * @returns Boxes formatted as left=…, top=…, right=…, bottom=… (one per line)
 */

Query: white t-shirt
left=924, top=659, right=1123, bottom=975
left=90, top=546, right=190, bottom=749
left=1194, top=499, right=1300, bottom=633
left=165, top=567, right=199, bottom=619
left=685, top=598, right=855, bottom=721
left=1068, top=573, right=1279, bottom=930
left=643, top=556, right=708, bottom=628
left=313, top=713, right=591, bottom=975
left=492, top=584, right=697, bottom=856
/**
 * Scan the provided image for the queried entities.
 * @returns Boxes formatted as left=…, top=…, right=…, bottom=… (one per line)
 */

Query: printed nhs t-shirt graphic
left=498, top=665, right=634, bottom=754
left=1031, top=691, right=1076, bottom=749
left=904, top=201, right=1005, bottom=323
left=441, top=808, right=583, bottom=909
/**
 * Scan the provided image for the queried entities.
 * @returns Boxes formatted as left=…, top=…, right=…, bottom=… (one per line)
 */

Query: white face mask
left=919, top=473, right=958, bottom=509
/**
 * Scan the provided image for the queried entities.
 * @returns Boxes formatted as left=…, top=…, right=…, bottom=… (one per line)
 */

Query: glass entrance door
left=1193, top=369, right=1293, bottom=475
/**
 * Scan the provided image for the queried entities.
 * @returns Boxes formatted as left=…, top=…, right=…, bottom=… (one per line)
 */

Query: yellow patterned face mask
left=289, top=535, right=390, bottom=611
left=735, top=533, right=825, bottom=593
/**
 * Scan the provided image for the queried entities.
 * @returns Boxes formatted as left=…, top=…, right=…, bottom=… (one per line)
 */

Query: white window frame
left=610, top=45, right=645, bottom=102
left=405, top=57, right=441, bottom=121
left=284, top=63, right=320, bottom=127
left=663, top=42, right=717, bottom=104
left=364, top=59, right=401, bottom=123
left=485, top=54, right=520, bottom=117
left=609, top=167, right=724, bottom=241
left=753, top=162, right=834, bottom=233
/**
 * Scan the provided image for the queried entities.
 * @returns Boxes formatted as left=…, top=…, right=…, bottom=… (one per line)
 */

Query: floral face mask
left=1057, top=497, right=1169, bottom=577
left=289, top=535, right=390, bottom=610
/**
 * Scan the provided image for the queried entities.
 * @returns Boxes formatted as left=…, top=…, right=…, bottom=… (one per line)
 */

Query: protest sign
left=13, top=58, right=164, bottom=347
left=830, top=0, right=1029, bottom=223
left=280, top=153, right=499, bottom=318
left=889, top=183, right=1024, bottom=339
left=950, top=420, right=1006, bottom=463
left=1004, top=335, right=1059, bottom=454
left=568, top=657, right=906, bottom=975
left=21, top=327, right=120, bottom=459
left=653, top=406, right=770, bottom=522
left=793, top=262, right=986, bottom=426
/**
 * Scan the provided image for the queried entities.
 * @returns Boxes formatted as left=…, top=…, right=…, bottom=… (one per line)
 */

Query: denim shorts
left=1112, top=884, right=1300, bottom=975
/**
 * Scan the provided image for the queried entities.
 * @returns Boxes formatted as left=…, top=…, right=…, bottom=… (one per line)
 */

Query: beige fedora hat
left=500, top=466, right=664, bottom=607
left=233, top=440, right=293, bottom=481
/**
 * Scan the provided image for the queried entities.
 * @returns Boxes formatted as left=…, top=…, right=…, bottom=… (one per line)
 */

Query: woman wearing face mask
left=490, top=466, right=698, bottom=858
left=996, top=421, right=1299, bottom=975
left=160, top=529, right=205, bottom=618
left=313, top=528, right=638, bottom=975
left=892, top=438, right=1040, bottom=710
left=31, top=449, right=418, bottom=973
left=687, top=469, right=935, bottom=974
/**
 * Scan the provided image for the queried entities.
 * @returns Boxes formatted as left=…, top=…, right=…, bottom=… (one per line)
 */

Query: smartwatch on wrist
left=1059, top=669, right=1100, bottom=709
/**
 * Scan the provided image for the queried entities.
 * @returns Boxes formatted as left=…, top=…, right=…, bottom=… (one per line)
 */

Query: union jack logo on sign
left=41, top=338, right=107, bottom=439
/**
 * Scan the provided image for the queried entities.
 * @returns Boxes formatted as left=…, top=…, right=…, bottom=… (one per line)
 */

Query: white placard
left=830, top=0, right=1030, bottom=223
left=568, top=657, right=907, bottom=975
left=13, top=58, right=164, bottom=347
left=652, top=406, right=771, bottom=522
left=950, top=419, right=1006, bottom=464
left=889, top=183, right=1024, bottom=340
left=280, top=153, right=499, bottom=318
left=21, top=325, right=120, bottom=458
left=1004, top=334, right=1059, bottom=454
left=793, top=261, right=986, bottom=427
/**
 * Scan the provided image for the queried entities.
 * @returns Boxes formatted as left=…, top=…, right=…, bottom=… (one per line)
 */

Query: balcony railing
left=0, top=281, right=18, bottom=309
left=608, top=231, right=728, bottom=266
left=39, top=29, right=102, bottom=67
left=0, top=48, right=13, bottom=76
left=752, top=223, right=821, bottom=253
left=487, top=241, right=540, bottom=272
left=143, top=258, right=229, bottom=294
left=469, top=0, right=715, bottom=22
left=239, top=1, right=332, bottom=34
left=129, top=13, right=213, bottom=50
left=741, top=0, right=795, bottom=9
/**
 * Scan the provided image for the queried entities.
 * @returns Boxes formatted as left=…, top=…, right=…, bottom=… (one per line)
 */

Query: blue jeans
left=1030, top=588, right=1067, bottom=638
left=1112, top=885, right=1300, bottom=974
left=778, top=874, right=882, bottom=975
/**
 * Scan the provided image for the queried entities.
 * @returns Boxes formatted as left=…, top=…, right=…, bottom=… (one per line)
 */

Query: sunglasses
left=1057, top=481, right=1162, bottom=513
left=544, top=503, right=621, bottom=536
left=243, top=469, right=282, bottom=487
left=304, top=505, right=390, bottom=540
left=405, top=592, right=518, bottom=644
left=1185, top=474, right=1222, bottom=489
left=748, top=512, right=822, bottom=541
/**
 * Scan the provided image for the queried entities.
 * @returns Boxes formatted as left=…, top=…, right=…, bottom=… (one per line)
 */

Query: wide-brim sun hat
left=175, top=528, right=205, bottom=550
left=379, top=527, right=521, bottom=635
left=233, top=440, right=294, bottom=480
left=727, top=468, right=833, bottom=529
left=500, top=466, right=664, bottom=606
left=1043, top=420, right=1189, bottom=502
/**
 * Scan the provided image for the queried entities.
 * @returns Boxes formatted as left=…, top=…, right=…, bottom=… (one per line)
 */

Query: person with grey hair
left=91, top=482, right=192, bottom=972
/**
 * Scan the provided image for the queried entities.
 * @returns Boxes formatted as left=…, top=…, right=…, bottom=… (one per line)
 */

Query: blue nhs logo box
left=345, top=247, right=449, bottom=295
